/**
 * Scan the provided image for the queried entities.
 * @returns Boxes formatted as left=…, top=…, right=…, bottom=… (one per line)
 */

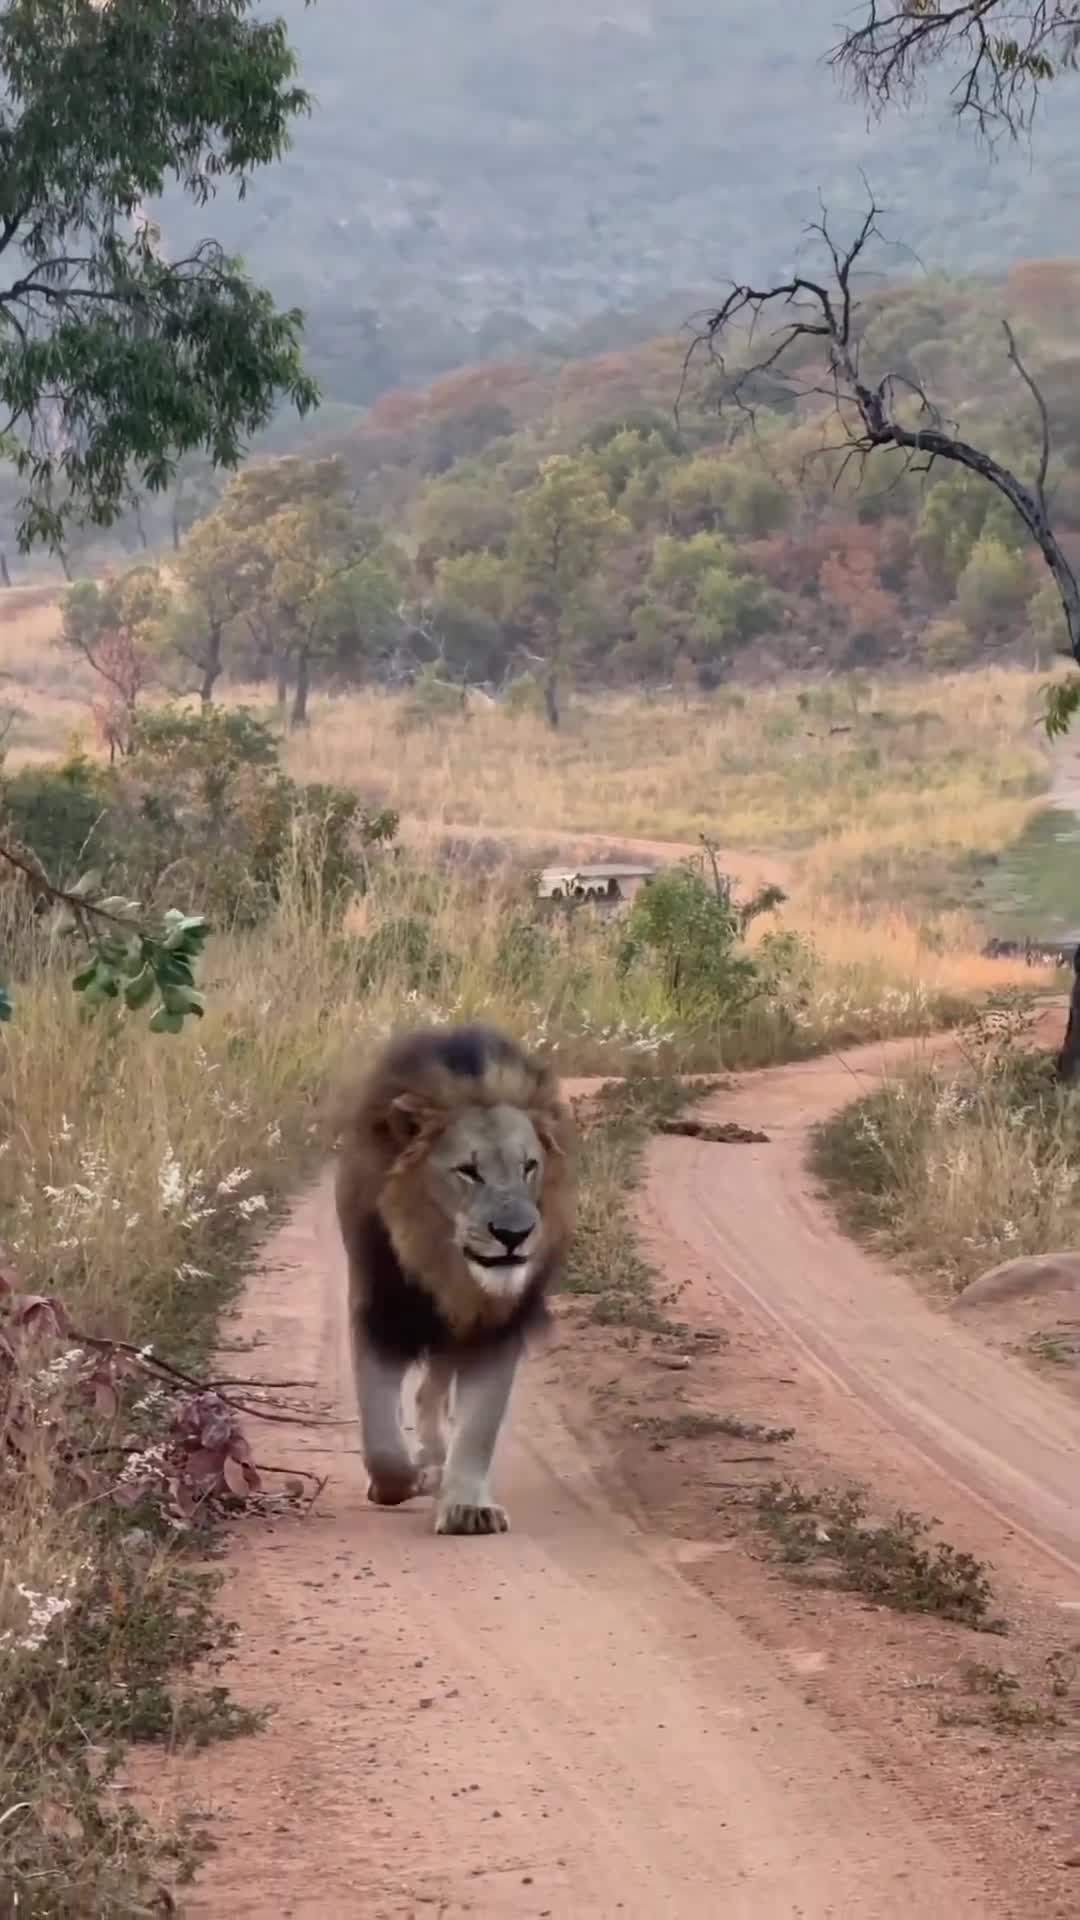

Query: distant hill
left=158, top=0, right=1080, bottom=408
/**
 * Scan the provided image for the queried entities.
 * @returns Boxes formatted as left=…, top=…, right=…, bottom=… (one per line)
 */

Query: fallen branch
left=1, top=1244, right=337, bottom=1529
left=657, top=1118, right=770, bottom=1144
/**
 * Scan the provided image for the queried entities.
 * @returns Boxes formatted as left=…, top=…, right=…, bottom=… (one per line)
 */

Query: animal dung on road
left=657, top=1118, right=769, bottom=1144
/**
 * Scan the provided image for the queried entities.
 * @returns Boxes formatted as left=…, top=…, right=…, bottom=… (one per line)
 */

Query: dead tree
left=690, top=201, right=1080, bottom=663
left=690, top=198, right=1080, bottom=1074
left=832, top=1, right=1080, bottom=137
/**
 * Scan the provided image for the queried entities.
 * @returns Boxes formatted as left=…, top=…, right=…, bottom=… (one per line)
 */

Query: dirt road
left=157, top=1033, right=1079, bottom=1917
left=645, top=1038, right=1080, bottom=1584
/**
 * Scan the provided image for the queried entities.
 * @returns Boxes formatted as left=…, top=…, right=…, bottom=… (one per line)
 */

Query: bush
left=352, top=912, right=456, bottom=993
left=4, top=707, right=397, bottom=930
left=1, top=754, right=115, bottom=883
left=955, top=536, right=1033, bottom=639
left=618, top=858, right=785, bottom=1020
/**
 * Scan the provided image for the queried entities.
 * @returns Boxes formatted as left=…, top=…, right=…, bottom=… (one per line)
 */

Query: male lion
left=334, top=1024, right=575, bottom=1536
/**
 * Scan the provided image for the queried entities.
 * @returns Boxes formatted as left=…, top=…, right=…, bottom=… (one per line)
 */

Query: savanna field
left=1, top=583, right=1078, bottom=1907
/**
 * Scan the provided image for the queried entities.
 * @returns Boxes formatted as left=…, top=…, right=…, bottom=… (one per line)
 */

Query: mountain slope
left=154, top=1, right=1080, bottom=405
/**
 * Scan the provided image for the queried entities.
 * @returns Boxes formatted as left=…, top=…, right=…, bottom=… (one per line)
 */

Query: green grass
left=974, top=806, right=1080, bottom=941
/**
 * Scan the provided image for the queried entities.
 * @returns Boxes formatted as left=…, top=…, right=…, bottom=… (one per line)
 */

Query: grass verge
left=811, top=1032, right=1080, bottom=1293
left=562, top=1076, right=706, bottom=1330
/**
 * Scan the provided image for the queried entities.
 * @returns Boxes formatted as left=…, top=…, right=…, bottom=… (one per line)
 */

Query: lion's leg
left=435, top=1342, right=518, bottom=1536
left=352, top=1328, right=420, bottom=1507
left=414, top=1355, right=453, bottom=1490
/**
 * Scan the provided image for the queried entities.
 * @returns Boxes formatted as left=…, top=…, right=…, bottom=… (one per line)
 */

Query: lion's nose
left=489, top=1222, right=530, bottom=1255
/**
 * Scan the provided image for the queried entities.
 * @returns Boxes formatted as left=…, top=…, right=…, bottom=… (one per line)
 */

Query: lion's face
left=422, top=1102, right=546, bottom=1300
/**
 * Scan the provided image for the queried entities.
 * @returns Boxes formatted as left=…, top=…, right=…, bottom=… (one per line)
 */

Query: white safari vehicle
left=536, top=862, right=656, bottom=915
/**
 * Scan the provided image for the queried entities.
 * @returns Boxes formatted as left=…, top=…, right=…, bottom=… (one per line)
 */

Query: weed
left=756, top=1481, right=1004, bottom=1631
left=936, top=1652, right=1077, bottom=1735
left=1026, top=1327, right=1080, bottom=1366
left=645, top=1411, right=795, bottom=1444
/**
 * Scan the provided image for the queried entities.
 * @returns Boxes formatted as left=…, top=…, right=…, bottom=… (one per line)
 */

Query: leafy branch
left=831, top=0, right=1080, bottom=137
left=0, top=839, right=208, bottom=1028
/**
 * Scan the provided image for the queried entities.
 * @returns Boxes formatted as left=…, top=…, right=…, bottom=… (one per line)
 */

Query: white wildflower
left=216, top=1167, right=252, bottom=1197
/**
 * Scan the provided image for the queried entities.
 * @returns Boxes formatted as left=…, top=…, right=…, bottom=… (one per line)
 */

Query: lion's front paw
left=435, top=1499, right=510, bottom=1536
left=367, top=1465, right=422, bottom=1507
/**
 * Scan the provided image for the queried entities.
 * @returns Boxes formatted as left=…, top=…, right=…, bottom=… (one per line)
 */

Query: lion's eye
left=455, top=1163, right=482, bottom=1183
left=524, top=1157, right=539, bottom=1178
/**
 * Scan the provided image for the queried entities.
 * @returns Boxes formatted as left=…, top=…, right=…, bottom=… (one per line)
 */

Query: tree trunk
left=0, top=552, right=10, bottom=588
left=1056, top=946, right=1080, bottom=1083
left=198, top=622, right=224, bottom=708
left=543, top=667, right=560, bottom=731
left=275, top=653, right=290, bottom=716
left=290, top=645, right=312, bottom=728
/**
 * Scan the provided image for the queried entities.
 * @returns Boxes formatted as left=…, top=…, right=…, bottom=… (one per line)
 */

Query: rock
left=953, top=1251, right=1080, bottom=1310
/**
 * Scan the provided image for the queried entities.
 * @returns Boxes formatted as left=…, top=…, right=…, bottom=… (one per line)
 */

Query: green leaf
left=1044, top=676, right=1080, bottom=739
left=162, top=913, right=210, bottom=952
left=123, top=967, right=157, bottom=1011
left=97, top=896, right=143, bottom=921
left=148, top=1007, right=185, bottom=1035
left=159, top=983, right=205, bottom=1018
left=67, top=869, right=104, bottom=901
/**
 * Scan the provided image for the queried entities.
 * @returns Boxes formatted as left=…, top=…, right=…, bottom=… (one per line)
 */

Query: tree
left=61, top=564, right=170, bottom=757
left=697, top=198, right=1080, bottom=1073
left=955, top=534, right=1033, bottom=639
left=833, top=2, right=1080, bottom=136
left=174, top=508, right=250, bottom=706
left=693, top=203, right=1080, bottom=664
left=177, top=455, right=353, bottom=704
left=0, top=0, right=318, bottom=556
left=509, top=455, right=624, bottom=727
left=246, top=463, right=409, bottom=724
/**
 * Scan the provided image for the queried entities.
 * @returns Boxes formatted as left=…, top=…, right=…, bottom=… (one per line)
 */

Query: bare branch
left=1002, top=318, right=1051, bottom=513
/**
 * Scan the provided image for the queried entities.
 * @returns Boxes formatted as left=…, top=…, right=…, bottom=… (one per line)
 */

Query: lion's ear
left=533, top=1109, right=567, bottom=1157
left=386, top=1093, right=431, bottom=1149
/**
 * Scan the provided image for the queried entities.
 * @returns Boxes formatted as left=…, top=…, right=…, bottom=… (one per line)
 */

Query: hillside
left=300, top=259, right=1080, bottom=690
left=7, top=259, right=1075, bottom=707
left=155, top=0, right=1080, bottom=409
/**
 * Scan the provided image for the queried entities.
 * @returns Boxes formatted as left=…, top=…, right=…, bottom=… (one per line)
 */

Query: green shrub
left=1, top=756, right=115, bottom=883
left=618, top=858, right=785, bottom=1020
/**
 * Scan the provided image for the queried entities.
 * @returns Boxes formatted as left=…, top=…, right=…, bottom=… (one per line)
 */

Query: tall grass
left=813, top=1044, right=1080, bottom=1292
left=279, top=672, right=1049, bottom=876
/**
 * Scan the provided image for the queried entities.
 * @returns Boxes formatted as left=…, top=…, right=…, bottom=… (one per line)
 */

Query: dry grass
left=277, top=671, right=1049, bottom=865
left=812, top=1039, right=1080, bottom=1293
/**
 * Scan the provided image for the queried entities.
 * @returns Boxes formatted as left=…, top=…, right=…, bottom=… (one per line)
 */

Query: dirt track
left=155, top=1033, right=1080, bottom=1918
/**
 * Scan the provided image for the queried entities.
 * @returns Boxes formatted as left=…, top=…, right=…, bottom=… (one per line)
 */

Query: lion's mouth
left=465, top=1247, right=529, bottom=1270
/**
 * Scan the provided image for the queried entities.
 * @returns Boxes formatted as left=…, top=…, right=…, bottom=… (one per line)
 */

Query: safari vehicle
left=536, top=862, right=657, bottom=916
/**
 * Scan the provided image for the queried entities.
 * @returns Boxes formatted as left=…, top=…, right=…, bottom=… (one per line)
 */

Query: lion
left=334, top=1023, right=576, bottom=1536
